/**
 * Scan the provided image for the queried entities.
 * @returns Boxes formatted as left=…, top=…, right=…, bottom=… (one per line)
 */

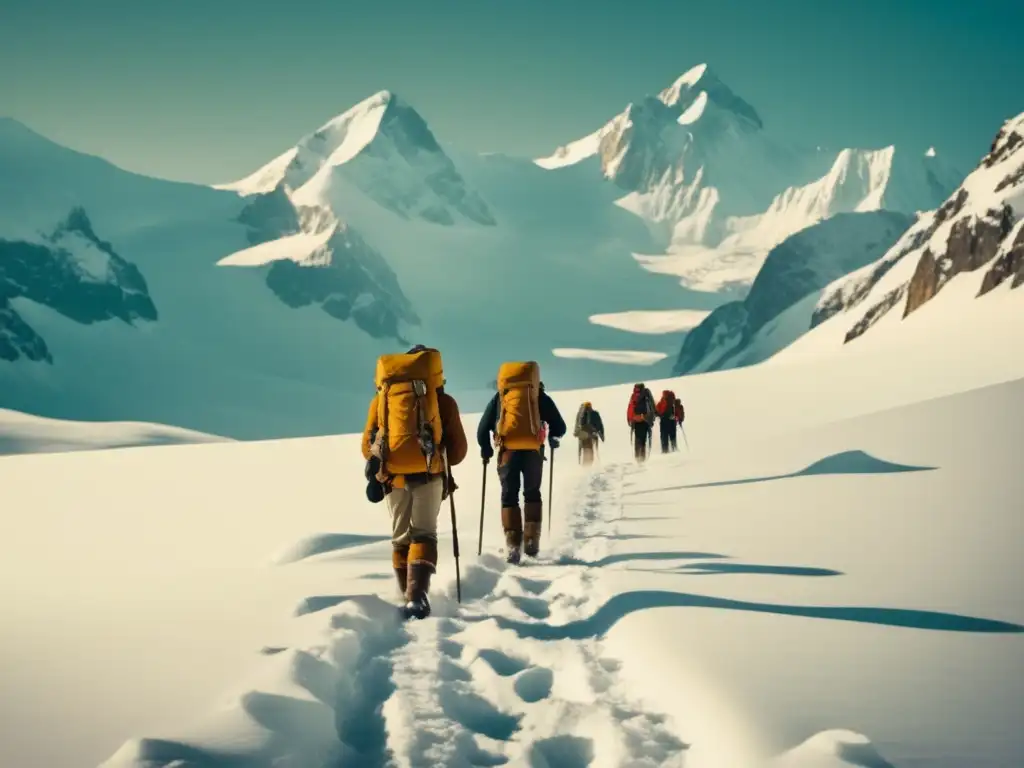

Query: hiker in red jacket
left=626, top=383, right=656, bottom=462
left=655, top=390, right=685, bottom=453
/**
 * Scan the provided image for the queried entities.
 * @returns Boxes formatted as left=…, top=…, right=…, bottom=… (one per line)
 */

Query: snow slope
left=0, top=408, right=226, bottom=455
left=1, top=272, right=1022, bottom=768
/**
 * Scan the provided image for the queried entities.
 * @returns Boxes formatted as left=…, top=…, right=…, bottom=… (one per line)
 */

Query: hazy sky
left=2, top=0, right=1022, bottom=184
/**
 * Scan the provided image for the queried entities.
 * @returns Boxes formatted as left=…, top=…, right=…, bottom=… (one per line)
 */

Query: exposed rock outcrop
left=0, top=208, right=158, bottom=362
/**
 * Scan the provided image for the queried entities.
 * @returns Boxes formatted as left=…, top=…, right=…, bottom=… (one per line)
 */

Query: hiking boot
left=403, top=594, right=431, bottom=620
left=523, top=521, right=542, bottom=557
left=404, top=562, right=433, bottom=620
left=502, top=505, right=523, bottom=561
left=523, top=502, right=543, bottom=557
left=392, top=546, right=409, bottom=598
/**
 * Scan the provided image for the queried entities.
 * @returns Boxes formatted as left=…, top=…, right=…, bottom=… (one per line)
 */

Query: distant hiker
left=655, top=390, right=685, bottom=453
left=627, top=382, right=656, bottom=463
left=478, top=362, right=566, bottom=564
left=361, top=344, right=468, bottom=620
left=573, top=401, right=605, bottom=466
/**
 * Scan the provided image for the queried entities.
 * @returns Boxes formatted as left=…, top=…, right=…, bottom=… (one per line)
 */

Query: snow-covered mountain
left=216, top=91, right=693, bottom=399
left=0, top=99, right=686, bottom=438
left=537, top=65, right=961, bottom=292
left=673, top=210, right=914, bottom=373
left=787, top=110, right=1024, bottom=351
left=218, top=90, right=496, bottom=227
left=0, top=117, right=420, bottom=439
left=0, top=207, right=158, bottom=363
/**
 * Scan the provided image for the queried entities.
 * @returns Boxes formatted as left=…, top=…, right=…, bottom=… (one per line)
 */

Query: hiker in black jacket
left=478, top=377, right=566, bottom=563
left=573, top=401, right=605, bottom=466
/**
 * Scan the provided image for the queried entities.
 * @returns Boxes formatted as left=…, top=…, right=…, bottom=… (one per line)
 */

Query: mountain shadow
left=629, top=450, right=936, bottom=496
left=486, top=590, right=1024, bottom=641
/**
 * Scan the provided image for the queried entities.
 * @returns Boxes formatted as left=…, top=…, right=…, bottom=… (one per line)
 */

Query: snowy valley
left=0, top=65, right=982, bottom=441
left=1, top=60, right=1023, bottom=768
left=1, top=258, right=1022, bottom=767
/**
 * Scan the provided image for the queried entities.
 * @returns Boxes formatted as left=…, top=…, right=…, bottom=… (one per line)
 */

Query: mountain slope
left=673, top=210, right=914, bottom=373
left=786, top=111, right=1024, bottom=352
left=536, top=66, right=961, bottom=292
left=0, top=120, right=419, bottom=439
left=0, top=207, right=158, bottom=363
left=220, top=93, right=695, bottom=400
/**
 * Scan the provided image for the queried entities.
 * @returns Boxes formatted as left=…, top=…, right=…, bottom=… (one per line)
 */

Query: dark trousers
left=632, top=422, right=651, bottom=461
left=498, top=449, right=544, bottom=507
left=659, top=419, right=678, bottom=452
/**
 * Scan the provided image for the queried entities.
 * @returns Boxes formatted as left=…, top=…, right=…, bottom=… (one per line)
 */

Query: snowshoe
left=506, top=546, right=522, bottom=565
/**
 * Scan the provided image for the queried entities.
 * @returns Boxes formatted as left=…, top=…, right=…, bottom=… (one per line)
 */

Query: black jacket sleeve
left=539, top=392, right=567, bottom=439
left=593, top=411, right=605, bottom=439
left=476, top=393, right=499, bottom=452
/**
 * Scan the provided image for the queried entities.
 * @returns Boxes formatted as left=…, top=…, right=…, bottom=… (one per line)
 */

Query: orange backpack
left=495, top=361, right=543, bottom=451
left=370, top=348, right=445, bottom=477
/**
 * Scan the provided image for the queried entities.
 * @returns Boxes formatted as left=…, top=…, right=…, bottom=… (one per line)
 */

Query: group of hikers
left=359, top=346, right=685, bottom=620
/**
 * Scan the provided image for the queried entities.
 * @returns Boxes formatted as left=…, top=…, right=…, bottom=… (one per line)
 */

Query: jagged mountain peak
left=535, top=63, right=763, bottom=172
left=219, top=89, right=438, bottom=196
left=657, top=64, right=763, bottom=129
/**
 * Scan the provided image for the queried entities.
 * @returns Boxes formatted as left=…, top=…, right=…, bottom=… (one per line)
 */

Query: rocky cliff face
left=0, top=207, right=158, bottom=362
left=674, top=210, right=913, bottom=373
left=809, top=112, right=1024, bottom=344
left=262, top=208, right=418, bottom=343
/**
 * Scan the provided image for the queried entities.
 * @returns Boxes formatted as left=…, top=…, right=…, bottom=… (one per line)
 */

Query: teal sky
left=2, top=0, right=1021, bottom=184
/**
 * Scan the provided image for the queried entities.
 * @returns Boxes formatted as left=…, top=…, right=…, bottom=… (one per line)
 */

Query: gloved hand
left=481, top=444, right=494, bottom=462
left=549, top=436, right=560, bottom=450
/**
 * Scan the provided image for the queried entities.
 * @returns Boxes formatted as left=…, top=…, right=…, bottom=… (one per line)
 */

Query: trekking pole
left=681, top=425, right=690, bottom=450
left=444, top=452, right=461, bottom=603
left=547, top=445, right=556, bottom=535
left=477, top=459, right=488, bottom=556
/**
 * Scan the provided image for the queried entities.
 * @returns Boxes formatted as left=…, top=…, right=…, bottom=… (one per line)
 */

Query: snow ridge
left=803, top=110, right=1024, bottom=347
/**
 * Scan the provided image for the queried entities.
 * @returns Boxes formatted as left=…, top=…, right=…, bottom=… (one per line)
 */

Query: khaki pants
left=387, top=475, right=443, bottom=571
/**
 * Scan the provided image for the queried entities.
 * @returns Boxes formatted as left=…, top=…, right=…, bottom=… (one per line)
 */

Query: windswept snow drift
left=1, top=278, right=1022, bottom=768
left=551, top=348, right=669, bottom=365
left=589, top=309, right=711, bottom=334
left=0, top=409, right=226, bottom=455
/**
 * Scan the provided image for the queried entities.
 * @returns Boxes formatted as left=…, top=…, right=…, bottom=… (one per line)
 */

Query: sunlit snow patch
left=589, top=309, right=711, bottom=334
left=217, top=229, right=334, bottom=267
left=551, top=348, right=668, bottom=365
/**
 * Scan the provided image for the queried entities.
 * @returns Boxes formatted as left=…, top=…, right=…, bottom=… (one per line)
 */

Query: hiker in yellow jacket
left=361, top=345, right=468, bottom=619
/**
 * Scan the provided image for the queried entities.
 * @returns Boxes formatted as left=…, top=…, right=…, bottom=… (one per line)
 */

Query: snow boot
left=523, top=501, right=543, bottom=557
left=403, top=562, right=433, bottom=620
left=502, top=505, right=523, bottom=565
left=392, top=545, right=409, bottom=598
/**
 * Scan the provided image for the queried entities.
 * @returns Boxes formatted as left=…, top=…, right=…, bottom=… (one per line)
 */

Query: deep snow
left=1, top=270, right=1022, bottom=768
